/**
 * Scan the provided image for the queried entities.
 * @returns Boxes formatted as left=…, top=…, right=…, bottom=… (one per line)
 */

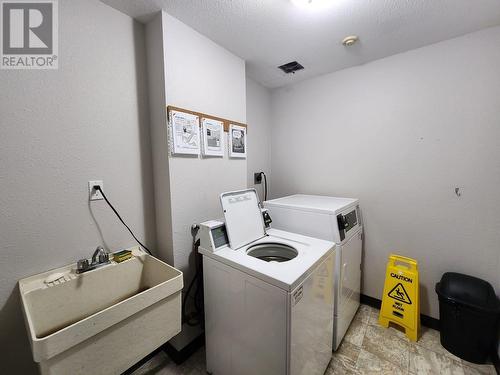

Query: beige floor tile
left=368, top=307, right=381, bottom=325
left=366, top=307, right=412, bottom=343
left=409, top=344, right=464, bottom=375
left=337, top=340, right=362, bottom=362
left=415, top=326, right=461, bottom=362
left=326, top=363, right=360, bottom=375
left=131, top=348, right=207, bottom=375
left=356, top=348, right=407, bottom=375
left=461, top=360, right=496, bottom=375
left=362, top=324, right=410, bottom=369
left=386, top=323, right=411, bottom=342
left=355, top=304, right=374, bottom=324
left=328, top=341, right=361, bottom=375
left=344, top=316, right=368, bottom=347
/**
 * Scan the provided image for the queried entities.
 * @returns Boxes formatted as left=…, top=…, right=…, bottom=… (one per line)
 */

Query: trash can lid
left=435, top=272, right=500, bottom=313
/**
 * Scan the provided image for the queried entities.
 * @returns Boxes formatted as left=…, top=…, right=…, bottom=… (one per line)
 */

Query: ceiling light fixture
left=342, top=35, right=359, bottom=46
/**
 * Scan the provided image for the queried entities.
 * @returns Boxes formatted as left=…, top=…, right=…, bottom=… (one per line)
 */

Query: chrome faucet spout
left=92, top=246, right=106, bottom=264
left=77, top=246, right=110, bottom=274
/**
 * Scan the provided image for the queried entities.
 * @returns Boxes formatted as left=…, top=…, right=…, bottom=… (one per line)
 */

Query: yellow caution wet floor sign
left=379, top=254, right=420, bottom=341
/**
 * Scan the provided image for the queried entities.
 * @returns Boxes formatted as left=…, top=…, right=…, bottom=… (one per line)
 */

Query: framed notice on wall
left=229, top=124, right=246, bottom=158
left=169, top=110, right=201, bottom=156
left=201, top=118, right=224, bottom=157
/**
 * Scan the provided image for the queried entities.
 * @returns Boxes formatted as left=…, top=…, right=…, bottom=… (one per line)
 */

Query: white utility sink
left=19, top=247, right=183, bottom=375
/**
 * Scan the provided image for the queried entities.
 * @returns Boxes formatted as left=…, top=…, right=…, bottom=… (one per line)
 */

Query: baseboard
left=360, top=294, right=382, bottom=309
left=360, top=293, right=440, bottom=331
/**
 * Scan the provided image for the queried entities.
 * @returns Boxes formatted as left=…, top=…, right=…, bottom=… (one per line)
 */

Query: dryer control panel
left=337, top=207, right=360, bottom=241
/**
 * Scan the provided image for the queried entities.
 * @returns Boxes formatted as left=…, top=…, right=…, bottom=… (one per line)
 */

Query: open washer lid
left=220, top=189, right=266, bottom=249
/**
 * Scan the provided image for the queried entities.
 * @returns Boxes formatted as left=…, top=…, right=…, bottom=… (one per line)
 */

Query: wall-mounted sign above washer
left=201, top=118, right=224, bottom=157
left=228, top=124, right=246, bottom=158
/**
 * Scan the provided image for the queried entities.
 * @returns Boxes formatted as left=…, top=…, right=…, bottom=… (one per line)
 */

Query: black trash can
left=435, top=272, right=500, bottom=364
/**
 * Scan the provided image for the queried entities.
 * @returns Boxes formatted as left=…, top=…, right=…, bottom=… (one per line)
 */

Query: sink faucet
left=77, top=246, right=111, bottom=274
left=92, top=246, right=107, bottom=264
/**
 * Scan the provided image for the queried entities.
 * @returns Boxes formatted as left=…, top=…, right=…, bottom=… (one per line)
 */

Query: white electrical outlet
left=88, top=180, right=104, bottom=201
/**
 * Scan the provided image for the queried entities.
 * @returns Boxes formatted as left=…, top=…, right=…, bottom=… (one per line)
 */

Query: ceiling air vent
left=278, top=61, right=304, bottom=74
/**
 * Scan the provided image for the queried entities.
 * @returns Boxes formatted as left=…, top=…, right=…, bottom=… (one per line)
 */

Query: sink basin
left=246, top=243, right=298, bottom=262
left=19, top=247, right=183, bottom=375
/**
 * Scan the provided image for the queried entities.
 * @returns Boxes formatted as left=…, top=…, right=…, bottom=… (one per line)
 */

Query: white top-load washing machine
left=264, top=195, right=362, bottom=350
left=199, top=189, right=335, bottom=375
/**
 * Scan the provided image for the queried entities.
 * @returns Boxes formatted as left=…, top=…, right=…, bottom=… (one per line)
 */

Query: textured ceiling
left=101, top=0, right=500, bottom=88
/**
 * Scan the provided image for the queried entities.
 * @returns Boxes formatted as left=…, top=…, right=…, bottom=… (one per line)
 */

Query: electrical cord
left=93, top=185, right=152, bottom=255
left=182, top=256, right=199, bottom=324
left=182, top=234, right=203, bottom=327
left=194, top=247, right=205, bottom=327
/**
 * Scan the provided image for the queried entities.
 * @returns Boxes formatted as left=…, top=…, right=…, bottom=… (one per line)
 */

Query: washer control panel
left=199, top=220, right=229, bottom=253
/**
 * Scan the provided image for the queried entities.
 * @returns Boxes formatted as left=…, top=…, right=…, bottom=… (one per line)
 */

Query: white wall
left=0, top=1, right=154, bottom=373
left=246, top=78, right=272, bottom=201
left=162, top=12, right=247, bottom=277
left=270, top=26, right=500, bottom=318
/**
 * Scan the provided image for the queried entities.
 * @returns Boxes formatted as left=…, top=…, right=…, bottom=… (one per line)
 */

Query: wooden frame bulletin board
left=167, top=105, right=247, bottom=133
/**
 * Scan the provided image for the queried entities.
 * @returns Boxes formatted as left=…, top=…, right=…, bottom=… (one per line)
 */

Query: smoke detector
left=278, top=61, right=304, bottom=74
left=342, top=35, right=359, bottom=47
